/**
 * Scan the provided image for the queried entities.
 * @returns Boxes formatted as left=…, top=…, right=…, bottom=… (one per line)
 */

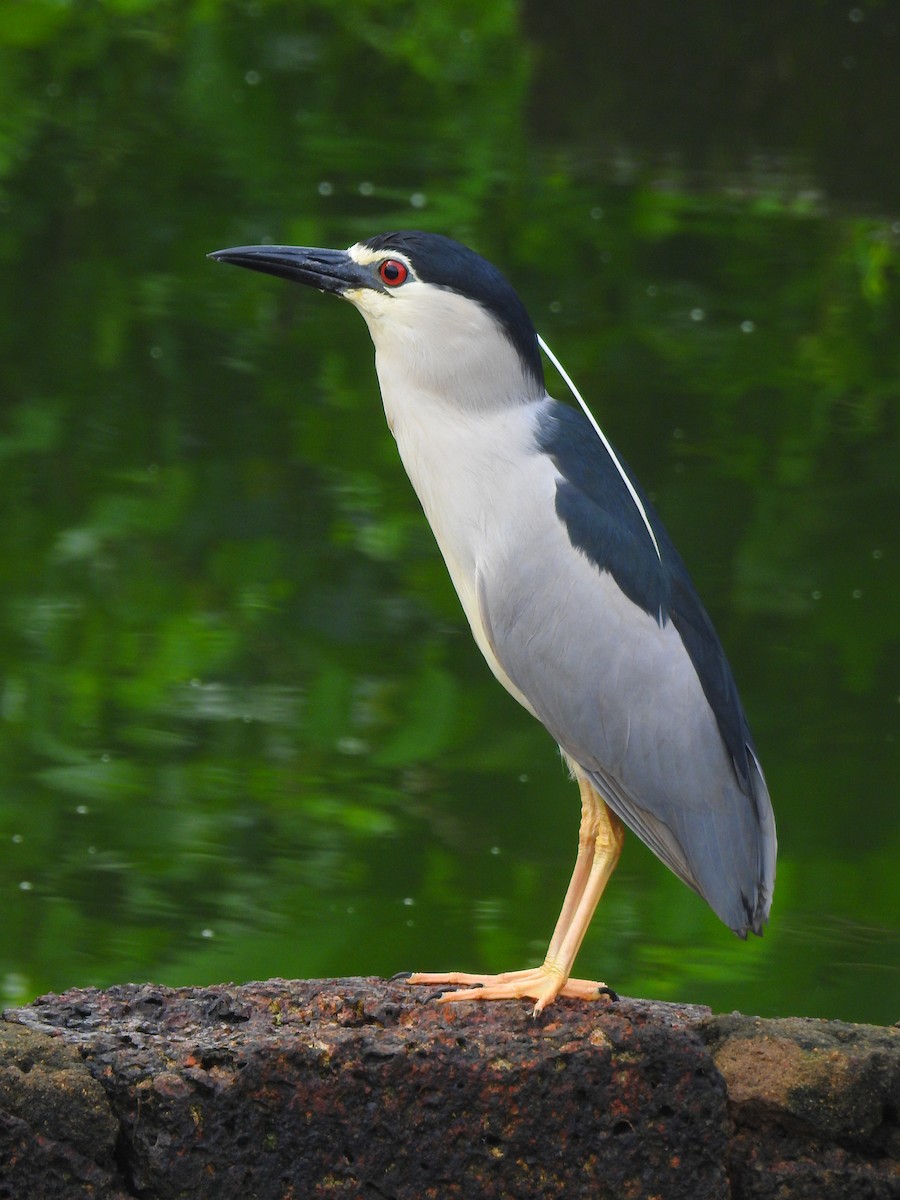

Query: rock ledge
left=1, top=978, right=897, bottom=1199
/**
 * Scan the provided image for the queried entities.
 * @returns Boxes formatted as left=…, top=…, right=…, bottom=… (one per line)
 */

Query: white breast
left=378, top=375, right=550, bottom=715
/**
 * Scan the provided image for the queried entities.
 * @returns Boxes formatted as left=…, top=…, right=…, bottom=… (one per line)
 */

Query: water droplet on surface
left=337, top=737, right=368, bottom=756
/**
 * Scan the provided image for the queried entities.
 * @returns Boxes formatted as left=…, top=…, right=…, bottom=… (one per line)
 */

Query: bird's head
left=209, top=231, right=545, bottom=411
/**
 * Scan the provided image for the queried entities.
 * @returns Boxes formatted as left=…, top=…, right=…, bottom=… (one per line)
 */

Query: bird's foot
left=404, top=966, right=617, bottom=1016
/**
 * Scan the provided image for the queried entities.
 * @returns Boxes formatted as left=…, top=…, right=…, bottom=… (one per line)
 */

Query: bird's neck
left=361, top=295, right=543, bottom=419
left=374, top=360, right=546, bottom=569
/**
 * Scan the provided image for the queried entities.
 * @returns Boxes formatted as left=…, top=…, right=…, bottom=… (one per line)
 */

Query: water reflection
left=0, top=2, right=897, bottom=1025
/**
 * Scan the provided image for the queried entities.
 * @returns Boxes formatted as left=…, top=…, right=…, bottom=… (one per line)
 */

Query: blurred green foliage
left=0, top=0, right=897, bottom=1023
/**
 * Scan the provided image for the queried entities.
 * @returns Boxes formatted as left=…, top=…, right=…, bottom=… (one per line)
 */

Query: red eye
left=378, top=258, right=409, bottom=287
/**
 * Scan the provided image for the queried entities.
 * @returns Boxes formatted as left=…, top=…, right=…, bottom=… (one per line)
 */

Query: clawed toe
left=403, top=967, right=614, bottom=1013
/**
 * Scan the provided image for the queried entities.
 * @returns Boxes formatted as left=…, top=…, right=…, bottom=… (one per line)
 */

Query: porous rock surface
left=0, top=977, right=897, bottom=1199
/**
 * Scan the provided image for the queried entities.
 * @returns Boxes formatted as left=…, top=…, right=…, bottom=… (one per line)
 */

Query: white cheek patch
left=343, top=289, right=395, bottom=326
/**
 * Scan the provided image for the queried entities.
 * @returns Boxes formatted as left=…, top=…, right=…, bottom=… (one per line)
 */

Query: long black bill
left=208, top=245, right=373, bottom=295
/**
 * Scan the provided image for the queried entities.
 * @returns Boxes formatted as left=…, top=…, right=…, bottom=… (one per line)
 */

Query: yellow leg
left=407, top=770, right=625, bottom=1014
left=544, top=772, right=607, bottom=962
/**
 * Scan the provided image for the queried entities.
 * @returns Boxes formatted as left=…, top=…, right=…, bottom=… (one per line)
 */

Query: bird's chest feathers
left=375, top=364, right=541, bottom=592
left=386, top=395, right=508, bottom=563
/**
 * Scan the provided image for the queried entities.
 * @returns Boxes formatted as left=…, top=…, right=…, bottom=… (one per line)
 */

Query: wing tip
left=736, top=885, right=773, bottom=939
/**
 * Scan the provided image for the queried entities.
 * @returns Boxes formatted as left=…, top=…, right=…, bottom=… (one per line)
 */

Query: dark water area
left=0, top=1, right=897, bottom=1025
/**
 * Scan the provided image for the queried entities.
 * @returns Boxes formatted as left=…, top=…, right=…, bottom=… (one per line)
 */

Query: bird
left=209, top=231, right=776, bottom=1013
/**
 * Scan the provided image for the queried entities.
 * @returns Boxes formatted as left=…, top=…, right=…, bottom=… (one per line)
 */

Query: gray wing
left=474, top=406, right=775, bottom=936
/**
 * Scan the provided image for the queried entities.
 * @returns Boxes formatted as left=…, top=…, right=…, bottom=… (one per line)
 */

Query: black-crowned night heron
left=210, top=231, right=776, bottom=1013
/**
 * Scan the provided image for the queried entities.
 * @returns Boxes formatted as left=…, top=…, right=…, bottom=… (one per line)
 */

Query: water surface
left=1, top=1, right=897, bottom=1024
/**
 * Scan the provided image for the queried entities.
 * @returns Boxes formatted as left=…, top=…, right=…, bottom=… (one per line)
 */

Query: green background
left=0, top=0, right=897, bottom=1024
